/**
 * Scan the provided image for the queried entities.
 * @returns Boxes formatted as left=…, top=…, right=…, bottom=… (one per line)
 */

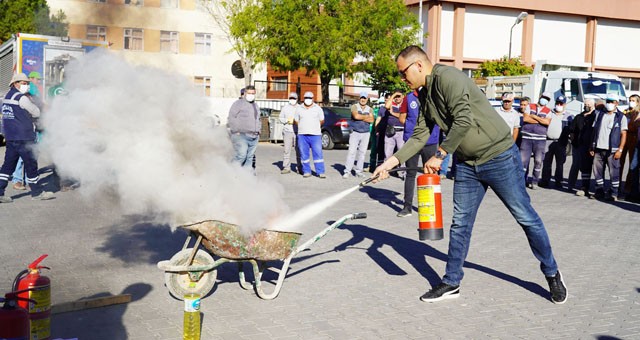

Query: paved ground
left=0, top=142, right=639, bottom=340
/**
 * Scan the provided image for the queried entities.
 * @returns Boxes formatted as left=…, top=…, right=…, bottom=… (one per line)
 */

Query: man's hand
left=371, top=156, right=400, bottom=182
left=614, top=150, right=622, bottom=160
left=423, top=156, right=442, bottom=174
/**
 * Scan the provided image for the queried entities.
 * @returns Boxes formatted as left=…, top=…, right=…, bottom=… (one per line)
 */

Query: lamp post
left=509, top=12, right=528, bottom=59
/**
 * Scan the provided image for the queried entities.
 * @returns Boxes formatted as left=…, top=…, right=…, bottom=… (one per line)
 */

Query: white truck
left=475, top=60, right=629, bottom=116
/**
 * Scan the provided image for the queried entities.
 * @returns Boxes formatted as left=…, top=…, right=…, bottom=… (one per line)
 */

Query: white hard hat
left=10, top=73, right=29, bottom=86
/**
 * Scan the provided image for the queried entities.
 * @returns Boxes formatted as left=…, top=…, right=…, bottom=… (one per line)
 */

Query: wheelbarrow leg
left=237, top=262, right=253, bottom=290
left=253, top=258, right=292, bottom=300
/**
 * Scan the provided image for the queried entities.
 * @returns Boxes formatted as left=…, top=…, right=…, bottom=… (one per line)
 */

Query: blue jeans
left=298, top=134, right=325, bottom=175
left=12, top=158, right=24, bottom=183
left=230, top=133, right=259, bottom=169
left=442, top=144, right=559, bottom=286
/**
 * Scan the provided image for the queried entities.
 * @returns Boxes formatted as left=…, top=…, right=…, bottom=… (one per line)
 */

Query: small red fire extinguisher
left=416, top=174, right=444, bottom=241
left=13, top=254, right=51, bottom=340
left=0, top=291, right=30, bottom=340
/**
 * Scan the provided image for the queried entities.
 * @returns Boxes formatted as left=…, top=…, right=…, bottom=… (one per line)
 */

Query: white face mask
left=304, top=98, right=313, bottom=106
left=245, top=94, right=255, bottom=102
left=19, top=84, right=30, bottom=94
left=555, top=105, right=564, bottom=112
left=630, top=101, right=638, bottom=109
left=605, top=103, right=616, bottom=112
left=538, top=98, right=549, bottom=106
left=289, top=99, right=297, bottom=106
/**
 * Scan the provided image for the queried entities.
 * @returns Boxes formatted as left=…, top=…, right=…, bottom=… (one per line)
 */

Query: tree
left=231, top=0, right=420, bottom=103
left=473, top=56, right=533, bottom=78
left=0, top=0, right=68, bottom=43
left=199, top=0, right=258, bottom=87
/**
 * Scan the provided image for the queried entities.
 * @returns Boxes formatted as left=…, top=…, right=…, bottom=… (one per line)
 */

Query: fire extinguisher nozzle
left=359, top=175, right=379, bottom=187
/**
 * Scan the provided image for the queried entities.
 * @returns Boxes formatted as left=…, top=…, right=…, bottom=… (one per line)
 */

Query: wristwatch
left=435, top=150, right=447, bottom=160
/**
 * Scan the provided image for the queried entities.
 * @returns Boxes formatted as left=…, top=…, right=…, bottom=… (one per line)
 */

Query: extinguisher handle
left=36, top=266, right=51, bottom=271
left=28, top=254, right=48, bottom=269
left=3, top=291, right=36, bottom=304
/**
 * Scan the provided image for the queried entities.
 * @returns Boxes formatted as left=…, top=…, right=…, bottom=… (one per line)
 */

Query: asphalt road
left=0, top=142, right=639, bottom=339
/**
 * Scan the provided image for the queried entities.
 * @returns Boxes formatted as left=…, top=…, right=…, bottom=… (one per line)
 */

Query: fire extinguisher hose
left=12, top=270, right=28, bottom=292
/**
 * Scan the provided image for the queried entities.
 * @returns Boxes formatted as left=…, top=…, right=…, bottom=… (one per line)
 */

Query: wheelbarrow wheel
left=164, top=248, right=217, bottom=300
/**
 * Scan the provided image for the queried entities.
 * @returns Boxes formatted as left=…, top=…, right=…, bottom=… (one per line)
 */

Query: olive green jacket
left=394, top=64, right=513, bottom=166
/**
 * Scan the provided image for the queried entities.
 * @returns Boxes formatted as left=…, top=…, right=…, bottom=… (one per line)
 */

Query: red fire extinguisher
left=0, top=291, right=31, bottom=340
left=416, top=174, right=444, bottom=241
left=13, top=254, right=51, bottom=340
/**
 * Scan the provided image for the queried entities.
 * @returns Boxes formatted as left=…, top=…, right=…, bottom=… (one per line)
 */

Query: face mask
left=605, top=103, right=616, bottom=112
left=538, top=98, right=549, bottom=106
left=245, top=94, right=255, bottom=102
left=555, top=105, right=564, bottom=112
left=584, top=106, right=593, bottom=112
left=304, top=98, right=313, bottom=106
left=19, top=84, right=29, bottom=94
left=630, top=101, right=638, bottom=109
left=289, top=99, right=297, bottom=106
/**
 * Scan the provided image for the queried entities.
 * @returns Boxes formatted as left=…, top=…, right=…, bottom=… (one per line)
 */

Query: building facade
left=47, top=0, right=261, bottom=98
left=407, top=0, right=640, bottom=94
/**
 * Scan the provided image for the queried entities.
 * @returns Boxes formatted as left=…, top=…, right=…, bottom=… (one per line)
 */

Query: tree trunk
left=320, top=72, right=332, bottom=105
left=242, top=58, right=253, bottom=87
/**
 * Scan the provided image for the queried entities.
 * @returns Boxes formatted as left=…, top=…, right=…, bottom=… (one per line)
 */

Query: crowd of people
left=498, top=90, right=639, bottom=202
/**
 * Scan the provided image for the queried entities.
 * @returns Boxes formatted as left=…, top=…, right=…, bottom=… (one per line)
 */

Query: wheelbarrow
left=157, top=212, right=366, bottom=300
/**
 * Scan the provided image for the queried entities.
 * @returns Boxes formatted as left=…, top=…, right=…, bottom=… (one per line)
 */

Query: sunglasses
left=399, top=62, right=416, bottom=78
left=606, top=100, right=616, bottom=103
left=502, top=100, right=512, bottom=103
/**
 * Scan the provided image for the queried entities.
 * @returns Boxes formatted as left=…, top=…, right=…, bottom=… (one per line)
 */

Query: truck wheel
left=164, top=248, right=217, bottom=300
left=322, top=131, right=334, bottom=150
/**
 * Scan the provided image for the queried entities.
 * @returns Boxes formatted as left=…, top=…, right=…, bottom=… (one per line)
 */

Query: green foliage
left=35, top=8, right=68, bottom=37
left=230, top=0, right=420, bottom=102
left=473, top=56, right=533, bottom=78
left=0, top=0, right=68, bottom=43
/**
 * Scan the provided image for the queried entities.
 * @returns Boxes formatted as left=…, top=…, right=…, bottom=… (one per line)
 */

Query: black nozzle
left=359, top=175, right=379, bottom=187
left=352, top=212, right=367, bottom=219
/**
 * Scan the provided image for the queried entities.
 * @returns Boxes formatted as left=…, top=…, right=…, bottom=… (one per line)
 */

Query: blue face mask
left=539, top=98, right=549, bottom=106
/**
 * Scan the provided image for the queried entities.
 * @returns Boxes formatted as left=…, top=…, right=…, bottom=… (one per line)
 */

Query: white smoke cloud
left=39, top=50, right=288, bottom=233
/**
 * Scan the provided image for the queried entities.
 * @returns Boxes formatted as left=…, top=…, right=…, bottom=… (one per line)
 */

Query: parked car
left=321, top=106, right=352, bottom=149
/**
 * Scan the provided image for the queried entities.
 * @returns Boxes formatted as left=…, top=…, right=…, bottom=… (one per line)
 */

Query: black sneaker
left=397, top=207, right=412, bottom=218
left=593, top=188, right=605, bottom=200
left=419, top=283, right=460, bottom=302
left=546, top=271, right=568, bottom=304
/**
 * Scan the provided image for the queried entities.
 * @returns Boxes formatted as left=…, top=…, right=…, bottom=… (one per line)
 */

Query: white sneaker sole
left=420, top=288, right=460, bottom=302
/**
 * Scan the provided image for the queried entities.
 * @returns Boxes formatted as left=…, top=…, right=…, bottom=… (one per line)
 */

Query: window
left=124, top=0, right=143, bottom=5
left=161, top=0, right=179, bottom=8
left=621, top=77, right=640, bottom=92
left=194, top=76, right=212, bottom=97
left=160, top=31, right=179, bottom=53
left=271, top=77, right=287, bottom=91
left=86, top=25, right=107, bottom=41
left=194, top=33, right=212, bottom=55
left=124, top=28, right=144, bottom=51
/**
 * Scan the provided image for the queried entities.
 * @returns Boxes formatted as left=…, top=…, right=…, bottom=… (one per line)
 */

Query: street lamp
left=509, top=12, right=528, bottom=59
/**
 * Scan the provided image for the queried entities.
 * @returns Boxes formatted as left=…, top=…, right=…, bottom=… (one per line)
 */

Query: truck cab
left=477, top=60, right=628, bottom=117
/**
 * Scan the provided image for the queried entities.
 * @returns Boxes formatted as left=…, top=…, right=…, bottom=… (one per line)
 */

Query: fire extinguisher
left=416, top=174, right=444, bottom=241
left=13, top=254, right=51, bottom=340
left=0, top=291, right=31, bottom=340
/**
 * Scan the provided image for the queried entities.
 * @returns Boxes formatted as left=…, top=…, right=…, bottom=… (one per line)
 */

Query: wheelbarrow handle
left=292, top=213, right=366, bottom=258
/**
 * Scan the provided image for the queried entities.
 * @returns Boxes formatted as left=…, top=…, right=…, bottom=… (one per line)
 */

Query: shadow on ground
left=51, top=282, right=152, bottom=339
left=331, top=222, right=550, bottom=300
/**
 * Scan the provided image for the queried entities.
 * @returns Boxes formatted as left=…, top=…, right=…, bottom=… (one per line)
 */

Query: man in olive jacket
left=372, top=46, right=567, bottom=305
